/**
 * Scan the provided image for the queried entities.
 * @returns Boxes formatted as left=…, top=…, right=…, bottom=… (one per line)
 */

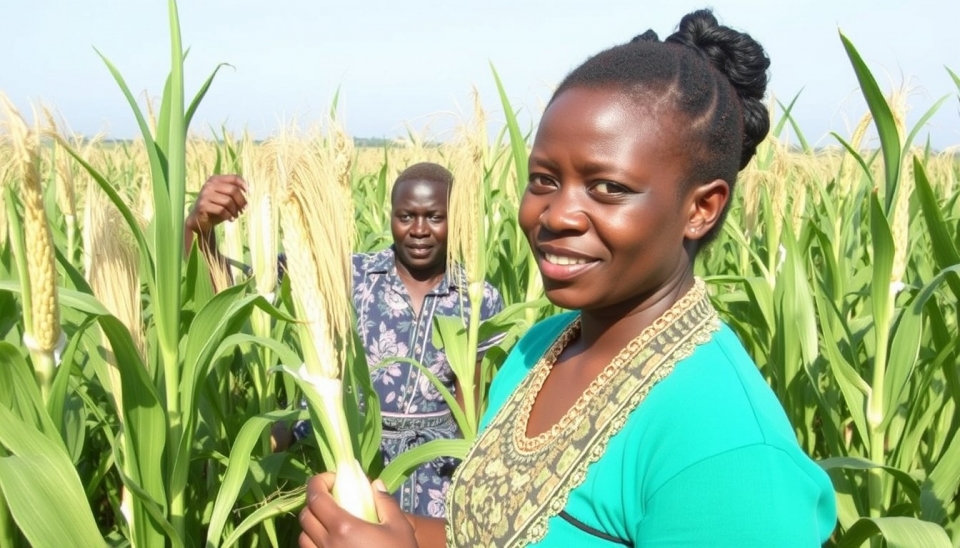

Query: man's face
left=390, top=178, right=448, bottom=277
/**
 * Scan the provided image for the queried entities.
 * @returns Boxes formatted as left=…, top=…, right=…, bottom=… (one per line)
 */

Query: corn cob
left=3, top=98, right=63, bottom=402
left=243, top=141, right=278, bottom=298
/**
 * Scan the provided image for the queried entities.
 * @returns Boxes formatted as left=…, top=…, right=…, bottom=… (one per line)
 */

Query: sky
left=3, top=0, right=959, bottom=149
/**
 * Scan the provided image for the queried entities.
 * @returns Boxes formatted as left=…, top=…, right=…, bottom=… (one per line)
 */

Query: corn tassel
left=446, top=89, right=490, bottom=435
left=281, top=146, right=377, bottom=522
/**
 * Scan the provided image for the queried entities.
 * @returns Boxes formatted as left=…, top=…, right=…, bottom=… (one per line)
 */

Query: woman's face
left=519, top=86, right=700, bottom=314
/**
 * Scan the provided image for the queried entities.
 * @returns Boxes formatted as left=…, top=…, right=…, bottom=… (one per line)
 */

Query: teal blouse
left=465, top=310, right=837, bottom=547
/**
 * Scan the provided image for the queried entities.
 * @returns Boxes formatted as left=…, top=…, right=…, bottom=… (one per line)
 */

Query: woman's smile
left=535, top=244, right=600, bottom=282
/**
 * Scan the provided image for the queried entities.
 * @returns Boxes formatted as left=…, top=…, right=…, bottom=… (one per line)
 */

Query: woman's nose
left=539, top=186, right=588, bottom=233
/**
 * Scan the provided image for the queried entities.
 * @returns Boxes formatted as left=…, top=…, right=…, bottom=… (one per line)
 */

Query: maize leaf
left=913, top=157, right=960, bottom=300
left=819, top=457, right=921, bottom=508
left=837, top=516, right=950, bottom=548
left=840, top=31, right=901, bottom=213
left=0, top=406, right=105, bottom=547
left=903, top=96, right=949, bottom=154
left=220, top=490, right=303, bottom=548
left=380, top=439, right=472, bottom=494
left=207, top=409, right=301, bottom=547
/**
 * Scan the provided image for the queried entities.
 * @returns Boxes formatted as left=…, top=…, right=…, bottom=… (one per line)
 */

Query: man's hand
left=186, top=174, right=248, bottom=235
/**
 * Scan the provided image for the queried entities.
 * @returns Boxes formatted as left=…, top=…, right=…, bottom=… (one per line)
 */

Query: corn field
left=1, top=2, right=959, bottom=547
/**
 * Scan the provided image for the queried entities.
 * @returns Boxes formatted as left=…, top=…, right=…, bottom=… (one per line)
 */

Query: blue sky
left=3, top=1, right=958, bottom=149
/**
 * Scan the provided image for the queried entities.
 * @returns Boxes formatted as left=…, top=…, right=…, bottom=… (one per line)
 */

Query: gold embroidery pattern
left=447, top=279, right=719, bottom=547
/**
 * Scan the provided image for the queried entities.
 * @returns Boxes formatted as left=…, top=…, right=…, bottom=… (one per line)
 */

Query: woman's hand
left=299, top=473, right=418, bottom=548
left=185, top=174, right=248, bottom=235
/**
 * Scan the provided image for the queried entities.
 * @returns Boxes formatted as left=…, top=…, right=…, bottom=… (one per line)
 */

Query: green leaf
left=902, top=95, right=949, bottom=154
left=106, top=440, right=183, bottom=548
left=98, top=313, right=169, bottom=545
left=777, top=226, right=820, bottom=387
left=369, top=356, right=466, bottom=439
left=173, top=289, right=292, bottom=527
left=912, top=157, right=960, bottom=301
left=837, top=516, right=951, bottom=548
left=340, top=326, right=382, bottom=471
left=0, top=343, right=62, bottom=446
left=867, top=191, right=895, bottom=425
left=772, top=91, right=802, bottom=138
left=185, top=63, right=233, bottom=128
left=379, top=439, right=472, bottom=493
left=475, top=297, right=544, bottom=344
left=0, top=405, right=106, bottom=547
left=882, top=298, right=922, bottom=432
left=922, top=429, right=960, bottom=526
left=46, top=320, right=92, bottom=438
left=53, top=138, right=157, bottom=297
left=776, top=95, right=812, bottom=153
left=812, top=284, right=870, bottom=442
left=819, top=457, right=921, bottom=507
left=207, top=409, right=301, bottom=547
left=840, top=31, right=902, bottom=212
left=830, top=132, right=875, bottom=189
left=490, top=63, right=529, bottom=200
left=220, top=490, right=303, bottom=548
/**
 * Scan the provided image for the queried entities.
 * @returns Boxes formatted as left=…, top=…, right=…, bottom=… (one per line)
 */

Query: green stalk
left=462, top=282, right=485, bottom=438
left=250, top=308, right=274, bottom=412
left=867, top=193, right=895, bottom=520
left=159, top=0, right=187, bottom=539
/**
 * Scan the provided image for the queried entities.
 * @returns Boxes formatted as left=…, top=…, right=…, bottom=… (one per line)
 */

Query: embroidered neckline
left=447, top=278, right=720, bottom=548
left=514, top=279, right=711, bottom=453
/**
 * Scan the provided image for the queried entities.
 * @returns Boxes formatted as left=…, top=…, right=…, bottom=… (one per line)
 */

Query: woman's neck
left=577, top=272, right=696, bottom=353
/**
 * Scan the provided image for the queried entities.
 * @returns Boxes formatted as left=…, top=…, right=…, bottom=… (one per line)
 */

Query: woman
left=299, top=9, right=837, bottom=547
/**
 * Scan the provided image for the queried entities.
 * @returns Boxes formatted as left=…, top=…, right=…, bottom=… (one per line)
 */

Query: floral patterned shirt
left=353, top=246, right=504, bottom=516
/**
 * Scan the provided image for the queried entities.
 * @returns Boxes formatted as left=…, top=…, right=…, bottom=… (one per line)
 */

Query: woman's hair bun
left=630, top=30, right=660, bottom=43
left=666, top=9, right=771, bottom=168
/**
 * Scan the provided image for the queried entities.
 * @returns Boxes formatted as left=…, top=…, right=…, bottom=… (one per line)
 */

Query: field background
left=0, top=5, right=958, bottom=547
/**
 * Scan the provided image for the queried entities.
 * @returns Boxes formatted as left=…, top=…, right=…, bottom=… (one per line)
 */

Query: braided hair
left=551, top=9, right=770, bottom=242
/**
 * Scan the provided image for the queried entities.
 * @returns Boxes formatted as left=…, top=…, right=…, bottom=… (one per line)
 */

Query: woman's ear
left=684, top=179, right=729, bottom=240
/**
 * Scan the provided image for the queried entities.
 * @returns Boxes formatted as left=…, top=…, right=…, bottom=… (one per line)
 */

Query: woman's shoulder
left=642, top=321, right=798, bottom=444
left=616, top=320, right=822, bottom=485
left=603, top=321, right=835, bottom=536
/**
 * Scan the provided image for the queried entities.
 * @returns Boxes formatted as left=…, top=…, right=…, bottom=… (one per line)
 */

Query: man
left=185, top=162, right=504, bottom=517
